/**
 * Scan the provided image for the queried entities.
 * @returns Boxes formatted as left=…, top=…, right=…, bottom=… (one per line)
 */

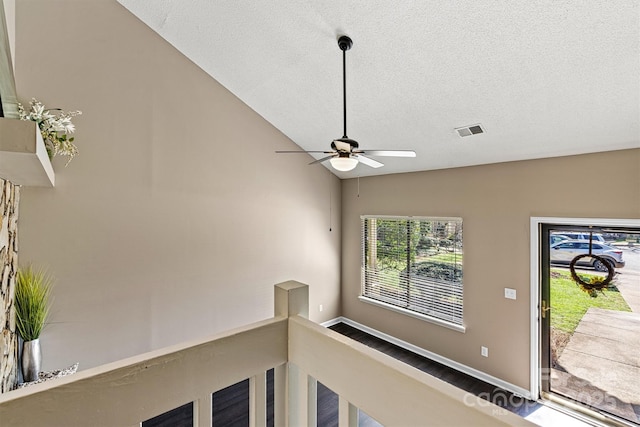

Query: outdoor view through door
left=540, top=223, right=640, bottom=425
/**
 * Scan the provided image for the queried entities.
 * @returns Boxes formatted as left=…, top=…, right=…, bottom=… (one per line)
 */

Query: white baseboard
left=320, top=317, right=345, bottom=328
left=325, top=316, right=532, bottom=400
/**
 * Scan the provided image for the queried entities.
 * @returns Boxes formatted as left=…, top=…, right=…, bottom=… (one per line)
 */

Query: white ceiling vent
left=455, top=124, right=485, bottom=137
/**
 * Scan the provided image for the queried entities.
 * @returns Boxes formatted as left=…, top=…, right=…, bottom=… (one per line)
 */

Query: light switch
left=504, top=288, right=517, bottom=300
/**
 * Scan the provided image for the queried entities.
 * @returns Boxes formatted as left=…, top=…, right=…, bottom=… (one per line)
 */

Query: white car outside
left=551, top=232, right=606, bottom=244
left=550, top=239, right=625, bottom=271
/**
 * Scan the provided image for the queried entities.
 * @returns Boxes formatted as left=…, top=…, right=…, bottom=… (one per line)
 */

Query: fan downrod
left=275, top=34, right=416, bottom=171
left=338, top=35, right=352, bottom=51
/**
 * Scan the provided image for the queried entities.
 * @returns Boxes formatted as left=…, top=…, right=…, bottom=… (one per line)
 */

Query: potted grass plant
left=14, top=266, right=53, bottom=382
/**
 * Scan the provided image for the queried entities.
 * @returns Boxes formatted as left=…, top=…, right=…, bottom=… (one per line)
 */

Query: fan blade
left=276, top=150, right=333, bottom=154
left=358, top=150, right=416, bottom=157
left=309, top=154, right=337, bottom=165
left=355, top=154, right=383, bottom=168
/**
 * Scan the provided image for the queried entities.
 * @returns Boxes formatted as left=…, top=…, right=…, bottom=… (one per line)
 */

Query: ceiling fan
left=276, top=35, right=416, bottom=172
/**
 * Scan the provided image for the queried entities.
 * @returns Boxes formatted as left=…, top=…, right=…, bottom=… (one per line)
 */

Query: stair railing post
left=273, top=281, right=310, bottom=427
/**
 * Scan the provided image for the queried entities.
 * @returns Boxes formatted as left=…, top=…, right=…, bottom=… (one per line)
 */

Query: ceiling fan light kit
left=330, top=156, right=358, bottom=171
left=276, top=35, right=416, bottom=173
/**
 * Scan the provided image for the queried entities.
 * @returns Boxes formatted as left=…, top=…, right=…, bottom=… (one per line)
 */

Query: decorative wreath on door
left=568, top=233, right=615, bottom=296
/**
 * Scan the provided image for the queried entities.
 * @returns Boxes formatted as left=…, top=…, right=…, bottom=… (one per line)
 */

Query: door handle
left=541, top=300, right=552, bottom=319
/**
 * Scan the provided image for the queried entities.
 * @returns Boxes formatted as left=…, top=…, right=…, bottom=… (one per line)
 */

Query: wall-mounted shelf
left=0, top=118, right=55, bottom=186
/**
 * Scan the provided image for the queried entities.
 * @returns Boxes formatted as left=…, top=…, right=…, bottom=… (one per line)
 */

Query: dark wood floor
left=143, top=371, right=275, bottom=427
left=329, top=322, right=542, bottom=418
left=143, top=322, right=541, bottom=426
left=317, top=381, right=339, bottom=427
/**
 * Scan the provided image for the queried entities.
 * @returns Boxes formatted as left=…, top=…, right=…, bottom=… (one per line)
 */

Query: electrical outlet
left=504, top=288, right=517, bottom=300
left=481, top=346, right=489, bottom=357
left=319, top=304, right=323, bottom=312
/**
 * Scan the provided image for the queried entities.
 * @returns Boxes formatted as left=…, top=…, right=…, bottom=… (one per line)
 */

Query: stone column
left=0, top=178, right=19, bottom=392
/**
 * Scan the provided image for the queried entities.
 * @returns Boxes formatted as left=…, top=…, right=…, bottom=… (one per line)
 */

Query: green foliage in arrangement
left=15, top=266, right=53, bottom=341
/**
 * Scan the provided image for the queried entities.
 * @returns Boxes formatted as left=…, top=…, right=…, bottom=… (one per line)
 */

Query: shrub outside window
left=361, top=216, right=464, bottom=330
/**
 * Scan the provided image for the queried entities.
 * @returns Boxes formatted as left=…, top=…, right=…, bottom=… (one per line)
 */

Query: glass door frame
left=530, top=217, right=640, bottom=413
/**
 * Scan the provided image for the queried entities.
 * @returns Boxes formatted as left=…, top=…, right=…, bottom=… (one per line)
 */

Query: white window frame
left=359, top=215, right=465, bottom=332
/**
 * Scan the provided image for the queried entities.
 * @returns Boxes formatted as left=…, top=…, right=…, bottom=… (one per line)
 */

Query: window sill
left=358, top=296, right=466, bottom=333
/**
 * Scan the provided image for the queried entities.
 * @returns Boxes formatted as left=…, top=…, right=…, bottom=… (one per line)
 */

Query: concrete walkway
left=552, top=307, right=640, bottom=423
left=550, top=248, right=640, bottom=423
left=616, top=269, right=640, bottom=312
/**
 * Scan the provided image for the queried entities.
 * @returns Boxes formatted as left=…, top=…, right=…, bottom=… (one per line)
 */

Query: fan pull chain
left=329, top=185, right=332, bottom=232
left=357, top=176, right=360, bottom=197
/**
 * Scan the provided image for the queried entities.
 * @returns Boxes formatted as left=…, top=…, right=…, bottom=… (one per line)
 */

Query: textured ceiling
left=117, top=0, right=639, bottom=178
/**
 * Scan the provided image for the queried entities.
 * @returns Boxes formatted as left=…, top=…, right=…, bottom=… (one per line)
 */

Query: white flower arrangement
left=18, top=98, right=82, bottom=165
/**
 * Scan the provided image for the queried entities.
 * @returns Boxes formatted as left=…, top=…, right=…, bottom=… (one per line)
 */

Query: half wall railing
left=0, top=281, right=535, bottom=427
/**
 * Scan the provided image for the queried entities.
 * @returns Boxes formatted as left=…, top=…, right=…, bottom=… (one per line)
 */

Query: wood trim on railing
left=0, top=281, right=536, bottom=427
left=288, top=315, right=537, bottom=427
left=0, top=317, right=288, bottom=427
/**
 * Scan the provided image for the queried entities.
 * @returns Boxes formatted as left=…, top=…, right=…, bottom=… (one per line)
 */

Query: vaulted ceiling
left=117, top=0, right=639, bottom=178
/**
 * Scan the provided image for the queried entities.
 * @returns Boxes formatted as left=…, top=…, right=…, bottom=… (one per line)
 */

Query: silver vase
left=22, top=339, right=42, bottom=382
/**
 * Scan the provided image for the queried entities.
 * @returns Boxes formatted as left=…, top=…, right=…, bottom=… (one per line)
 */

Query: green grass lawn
left=551, top=268, right=631, bottom=334
left=427, top=252, right=463, bottom=264
left=380, top=269, right=400, bottom=287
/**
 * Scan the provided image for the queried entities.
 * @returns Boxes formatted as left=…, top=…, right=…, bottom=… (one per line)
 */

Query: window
left=361, top=216, right=464, bottom=331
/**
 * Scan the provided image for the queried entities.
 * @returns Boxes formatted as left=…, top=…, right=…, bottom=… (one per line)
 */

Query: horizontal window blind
left=361, top=216, right=463, bottom=326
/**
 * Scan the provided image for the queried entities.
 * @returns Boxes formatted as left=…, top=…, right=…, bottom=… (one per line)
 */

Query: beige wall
left=341, top=149, right=640, bottom=391
left=14, top=0, right=341, bottom=371
left=12, top=0, right=640, bottom=394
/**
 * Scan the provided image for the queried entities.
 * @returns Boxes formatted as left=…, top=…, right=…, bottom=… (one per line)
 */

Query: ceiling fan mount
left=337, top=35, right=353, bottom=52
left=276, top=35, right=416, bottom=172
